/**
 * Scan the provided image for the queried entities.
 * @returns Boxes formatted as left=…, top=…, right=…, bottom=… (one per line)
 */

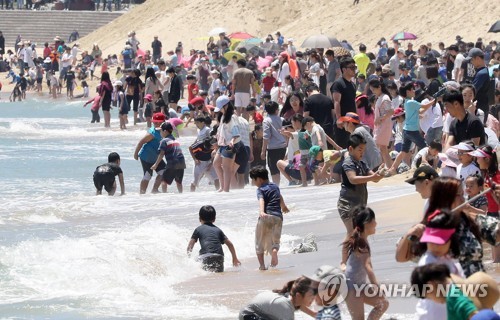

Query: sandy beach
left=178, top=175, right=500, bottom=319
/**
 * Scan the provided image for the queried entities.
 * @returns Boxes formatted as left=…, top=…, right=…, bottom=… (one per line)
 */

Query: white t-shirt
left=442, top=113, right=454, bottom=134
left=278, top=62, right=290, bottom=84
left=456, top=162, right=480, bottom=187
left=453, top=54, right=465, bottom=72
left=61, top=53, right=73, bottom=68
left=287, top=132, right=300, bottom=161
left=416, top=252, right=464, bottom=320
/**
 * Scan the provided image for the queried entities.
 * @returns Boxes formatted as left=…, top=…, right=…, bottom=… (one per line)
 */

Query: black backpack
left=190, top=137, right=213, bottom=161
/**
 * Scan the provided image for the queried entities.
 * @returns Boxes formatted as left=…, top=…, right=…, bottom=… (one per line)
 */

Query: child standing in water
left=83, top=90, right=101, bottom=123
left=186, top=205, right=241, bottom=272
left=249, top=166, right=289, bottom=270
left=343, top=206, right=389, bottom=320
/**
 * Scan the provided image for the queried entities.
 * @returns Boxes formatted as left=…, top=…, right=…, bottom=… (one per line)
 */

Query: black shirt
left=94, top=162, right=123, bottom=177
left=151, top=40, right=162, bottom=56
left=191, top=223, right=227, bottom=256
left=340, top=154, right=369, bottom=204
left=304, top=93, right=334, bottom=128
left=65, top=70, right=75, bottom=86
left=331, top=77, right=357, bottom=117
left=460, top=60, right=476, bottom=84
left=449, top=111, right=485, bottom=145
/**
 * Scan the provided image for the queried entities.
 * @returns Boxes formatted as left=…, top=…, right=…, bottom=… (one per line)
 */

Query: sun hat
left=114, top=80, right=123, bottom=86
left=215, top=95, right=230, bottom=112
left=144, top=94, right=153, bottom=101
left=307, top=265, right=342, bottom=283
left=210, top=69, right=220, bottom=74
left=405, top=166, right=439, bottom=185
left=469, top=148, right=492, bottom=158
left=397, top=48, right=406, bottom=56
left=443, top=80, right=460, bottom=91
left=355, top=94, right=368, bottom=103
left=420, top=227, right=456, bottom=245
left=452, top=142, right=475, bottom=152
left=287, top=38, right=294, bottom=42
left=43, top=57, right=51, bottom=63
left=438, top=152, right=458, bottom=168
left=152, top=113, right=166, bottom=123
left=189, top=96, right=205, bottom=106
left=337, top=112, right=361, bottom=124
left=391, top=107, right=405, bottom=120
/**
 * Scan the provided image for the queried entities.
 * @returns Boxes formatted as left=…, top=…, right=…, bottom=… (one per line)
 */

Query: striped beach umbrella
left=391, top=32, right=417, bottom=41
left=228, top=32, right=256, bottom=40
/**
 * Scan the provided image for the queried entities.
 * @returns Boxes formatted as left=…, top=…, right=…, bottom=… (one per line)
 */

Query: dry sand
left=77, top=0, right=499, bottom=58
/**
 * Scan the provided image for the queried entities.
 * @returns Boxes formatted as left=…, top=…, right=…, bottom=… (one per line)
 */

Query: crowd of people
left=0, top=0, right=127, bottom=11
left=3, top=28, right=500, bottom=318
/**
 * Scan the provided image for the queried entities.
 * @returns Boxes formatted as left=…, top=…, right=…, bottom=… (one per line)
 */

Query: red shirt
left=43, top=47, right=51, bottom=58
left=485, top=171, right=500, bottom=214
left=262, top=76, right=276, bottom=93
left=188, top=83, right=199, bottom=102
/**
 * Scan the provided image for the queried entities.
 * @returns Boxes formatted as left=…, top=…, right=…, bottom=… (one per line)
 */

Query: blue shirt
left=158, top=134, right=186, bottom=169
left=257, top=182, right=282, bottom=219
left=473, top=66, right=490, bottom=111
left=403, top=99, right=421, bottom=131
left=138, top=126, right=162, bottom=163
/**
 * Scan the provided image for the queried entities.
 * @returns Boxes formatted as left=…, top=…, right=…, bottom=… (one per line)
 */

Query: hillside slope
left=79, top=0, right=498, bottom=56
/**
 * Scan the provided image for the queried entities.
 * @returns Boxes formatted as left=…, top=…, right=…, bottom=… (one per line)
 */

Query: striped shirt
left=158, top=135, right=186, bottom=169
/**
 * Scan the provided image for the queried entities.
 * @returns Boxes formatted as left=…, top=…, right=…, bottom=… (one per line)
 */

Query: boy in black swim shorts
left=93, top=152, right=125, bottom=195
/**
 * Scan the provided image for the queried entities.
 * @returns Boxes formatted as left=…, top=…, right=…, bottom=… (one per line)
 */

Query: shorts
left=93, top=172, right=115, bottom=193
left=219, top=145, right=236, bottom=159
left=193, top=160, right=215, bottom=186
left=162, top=168, right=184, bottom=185
left=255, top=215, right=283, bottom=255
left=36, top=78, right=43, bottom=84
left=140, top=158, right=166, bottom=177
left=126, top=95, right=140, bottom=112
left=266, top=148, right=286, bottom=175
left=337, top=197, right=355, bottom=221
left=402, top=130, right=427, bottom=153
left=199, top=254, right=224, bottom=273
left=299, top=153, right=309, bottom=168
left=144, top=106, right=153, bottom=118
left=235, top=145, right=250, bottom=174
left=285, top=162, right=312, bottom=181
left=234, top=92, right=250, bottom=108
left=102, top=103, right=111, bottom=112
left=119, top=108, right=129, bottom=115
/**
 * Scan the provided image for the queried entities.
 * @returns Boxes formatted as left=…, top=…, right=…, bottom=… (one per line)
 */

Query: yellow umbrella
left=223, top=50, right=245, bottom=61
left=230, top=39, right=242, bottom=51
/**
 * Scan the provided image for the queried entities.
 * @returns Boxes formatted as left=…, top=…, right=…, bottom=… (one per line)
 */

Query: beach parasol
left=228, top=32, right=256, bottom=40
left=208, top=27, right=228, bottom=36
left=341, top=41, right=354, bottom=51
left=488, top=20, right=500, bottom=33
left=331, top=47, right=351, bottom=57
left=301, top=35, right=342, bottom=48
left=223, top=50, right=245, bottom=61
left=236, top=38, right=263, bottom=52
left=391, top=32, right=417, bottom=41
left=256, top=56, right=273, bottom=70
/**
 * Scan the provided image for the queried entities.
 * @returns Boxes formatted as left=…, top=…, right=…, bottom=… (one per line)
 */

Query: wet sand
left=178, top=173, right=500, bottom=319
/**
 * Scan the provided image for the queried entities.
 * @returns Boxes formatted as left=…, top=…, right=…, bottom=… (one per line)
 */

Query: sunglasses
left=346, top=65, right=357, bottom=70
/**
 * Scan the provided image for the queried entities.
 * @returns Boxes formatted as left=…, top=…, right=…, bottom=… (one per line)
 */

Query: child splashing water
left=343, top=206, right=389, bottom=320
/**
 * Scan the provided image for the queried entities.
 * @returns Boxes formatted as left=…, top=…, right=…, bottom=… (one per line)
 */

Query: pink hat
left=144, top=94, right=153, bottom=101
left=468, top=149, right=492, bottom=158
left=438, top=152, right=458, bottom=168
left=420, top=227, right=456, bottom=245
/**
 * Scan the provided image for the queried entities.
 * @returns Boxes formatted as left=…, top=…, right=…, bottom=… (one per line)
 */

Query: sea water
left=0, top=99, right=417, bottom=319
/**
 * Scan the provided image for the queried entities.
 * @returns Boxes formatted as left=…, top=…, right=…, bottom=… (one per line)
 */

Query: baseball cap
left=114, top=80, right=123, bottom=86
left=309, top=145, right=322, bottom=159
left=466, top=48, right=484, bottom=60
left=447, top=44, right=459, bottom=52
left=337, top=112, right=361, bottom=124
left=190, top=96, right=205, bottom=106
left=152, top=113, right=166, bottom=123
left=215, top=95, right=230, bottom=112
left=144, top=94, right=153, bottom=101
left=210, top=69, right=220, bottom=74
left=307, top=265, right=342, bottom=283
left=397, top=48, right=406, bottom=56
left=420, top=227, right=456, bottom=245
left=405, top=166, right=439, bottom=185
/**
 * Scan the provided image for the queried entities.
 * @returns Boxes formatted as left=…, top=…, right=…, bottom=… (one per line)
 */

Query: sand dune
left=79, top=0, right=499, bottom=57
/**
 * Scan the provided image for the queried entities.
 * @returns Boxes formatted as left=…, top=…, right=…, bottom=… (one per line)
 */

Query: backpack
left=190, top=137, right=213, bottom=161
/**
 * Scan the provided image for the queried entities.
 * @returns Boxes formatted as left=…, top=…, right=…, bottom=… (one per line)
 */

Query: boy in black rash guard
left=93, top=152, right=125, bottom=196
left=187, top=205, right=241, bottom=272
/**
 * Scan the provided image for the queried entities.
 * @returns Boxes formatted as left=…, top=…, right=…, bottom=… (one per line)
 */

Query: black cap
left=405, top=166, right=439, bottom=185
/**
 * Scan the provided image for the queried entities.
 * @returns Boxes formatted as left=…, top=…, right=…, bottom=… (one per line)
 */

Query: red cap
left=189, top=96, right=205, bottom=106
left=152, top=113, right=166, bottom=123
left=337, top=112, right=361, bottom=124
left=144, top=94, right=153, bottom=101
